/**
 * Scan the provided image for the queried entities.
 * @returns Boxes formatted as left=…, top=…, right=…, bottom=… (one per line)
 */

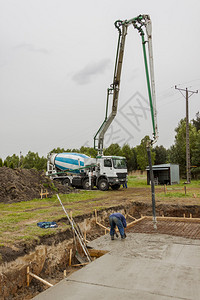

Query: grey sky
left=0, top=0, right=200, bottom=159
left=72, top=59, right=112, bottom=85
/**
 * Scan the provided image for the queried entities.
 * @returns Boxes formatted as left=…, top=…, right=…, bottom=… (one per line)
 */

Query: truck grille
left=116, top=173, right=127, bottom=179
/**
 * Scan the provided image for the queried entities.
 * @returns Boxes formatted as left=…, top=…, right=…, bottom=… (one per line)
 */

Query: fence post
left=164, top=184, right=167, bottom=194
left=184, top=186, right=187, bottom=195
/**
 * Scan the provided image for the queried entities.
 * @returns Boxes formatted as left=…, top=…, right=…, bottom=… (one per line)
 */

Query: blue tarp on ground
left=37, top=222, right=58, bottom=229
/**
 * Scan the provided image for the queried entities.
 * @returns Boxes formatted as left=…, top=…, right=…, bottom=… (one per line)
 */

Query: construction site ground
left=1, top=181, right=200, bottom=261
left=0, top=168, right=200, bottom=299
left=33, top=225, right=200, bottom=300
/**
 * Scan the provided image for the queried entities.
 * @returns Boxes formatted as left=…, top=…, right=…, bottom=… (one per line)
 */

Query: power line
left=175, top=78, right=200, bottom=87
left=175, top=85, right=198, bottom=183
left=157, top=95, right=183, bottom=109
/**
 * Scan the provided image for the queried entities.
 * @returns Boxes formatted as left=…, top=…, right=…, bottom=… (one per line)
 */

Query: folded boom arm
left=94, top=15, right=158, bottom=155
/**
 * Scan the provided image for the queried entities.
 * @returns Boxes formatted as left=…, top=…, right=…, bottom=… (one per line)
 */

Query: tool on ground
left=56, top=194, right=92, bottom=262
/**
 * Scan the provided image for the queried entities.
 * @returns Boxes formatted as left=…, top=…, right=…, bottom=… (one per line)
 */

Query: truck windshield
left=112, top=158, right=127, bottom=169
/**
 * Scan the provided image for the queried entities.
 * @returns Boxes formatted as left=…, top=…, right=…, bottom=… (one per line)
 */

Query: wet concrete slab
left=33, top=232, right=200, bottom=300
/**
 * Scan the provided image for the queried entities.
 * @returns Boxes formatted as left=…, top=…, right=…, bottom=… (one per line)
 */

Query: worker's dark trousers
left=109, top=216, right=124, bottom=237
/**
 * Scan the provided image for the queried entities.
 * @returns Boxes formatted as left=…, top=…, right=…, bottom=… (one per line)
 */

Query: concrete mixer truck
left=46, top=152, right=127, bottom=191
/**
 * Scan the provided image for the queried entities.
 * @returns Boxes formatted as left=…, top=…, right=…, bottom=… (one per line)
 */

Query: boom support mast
left=94, top=15, right=158, bottom=155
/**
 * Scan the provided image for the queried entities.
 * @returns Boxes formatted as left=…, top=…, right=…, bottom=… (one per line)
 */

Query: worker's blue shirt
left=110, top=213, right=127, bottom=228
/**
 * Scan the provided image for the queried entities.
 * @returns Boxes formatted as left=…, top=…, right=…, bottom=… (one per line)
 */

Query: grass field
left=0, top=176, right=199, bottom=246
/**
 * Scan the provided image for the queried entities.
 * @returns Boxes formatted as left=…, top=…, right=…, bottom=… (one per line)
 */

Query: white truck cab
left=46, top=153, right=127, bottom=191
left=96, top=156, right=127, bottom=190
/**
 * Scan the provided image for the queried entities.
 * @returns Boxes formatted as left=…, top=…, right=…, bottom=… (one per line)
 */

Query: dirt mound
left=0, top=167, right=73, bottom=203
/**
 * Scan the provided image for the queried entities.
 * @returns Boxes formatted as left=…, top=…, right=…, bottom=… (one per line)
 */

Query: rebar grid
left=127, top=218, right=200, bottom=240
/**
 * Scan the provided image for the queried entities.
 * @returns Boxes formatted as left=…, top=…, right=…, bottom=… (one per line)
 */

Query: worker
left=123, top=182, right=127, bottom=188
left=109, top=213, right=127, bottom=240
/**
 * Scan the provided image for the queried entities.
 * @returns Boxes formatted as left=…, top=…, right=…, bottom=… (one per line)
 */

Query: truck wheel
left=62, top=178, right=71, bottom=187
left=83, top=179, right=94, bottom=190
left=111, top=184, right=121, bottom=190
left=98, top=179, right=109, bottom=191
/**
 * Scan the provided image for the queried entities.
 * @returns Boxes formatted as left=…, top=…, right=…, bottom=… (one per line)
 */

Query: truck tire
left=62, top=178, right=71, bottom=187
left=98, top=179, right=109, bottom=191
left=83, top=179, right=94, bottom=190
left=111, top=184, right=121, bottom=190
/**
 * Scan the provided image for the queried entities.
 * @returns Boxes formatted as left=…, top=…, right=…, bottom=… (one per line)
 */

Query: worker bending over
left=109, top=213, right=127, bottom=240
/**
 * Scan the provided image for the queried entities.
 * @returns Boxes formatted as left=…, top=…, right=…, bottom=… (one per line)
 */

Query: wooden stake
left=126, top=216, right=146, bottom=229
left=40, top=189, right=49, bottom=199
left=28, top=271, right=53, bottom=287
left=127, top=214, right=136, bottom=220
left=94, top=209, right=97, bottom=222
left=63, top=270, right=67, bottom=278
left=164, top=184, right=167, bottom=194
left=183, top=213, right=186, bottom=218
left=184, top=186, right=187, bottom=195
left=69, top=249, right=72, bottom=266
left=96, top=221, right=109, bottom=231
left=72, top=262, right=89, bottom=267
left=27, top=266, right=30, bottom=287
left=27, top=266, right=53, bottom=287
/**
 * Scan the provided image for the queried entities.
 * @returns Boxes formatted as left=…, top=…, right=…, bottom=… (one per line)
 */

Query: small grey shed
left=146, top=163, right=180, bottom=185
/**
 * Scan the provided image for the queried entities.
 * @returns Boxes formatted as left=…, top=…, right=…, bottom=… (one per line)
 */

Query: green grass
left=0, top=188, right=116, bottom=245
left=127, top=176, right=200, bottom=188
left=168, top=179, right=200, bottom=188
left=0, top=191, right=107, bottom=245
left=0, top=191, right=103, bottom=212
left=127, top=175, right=148, bottom=187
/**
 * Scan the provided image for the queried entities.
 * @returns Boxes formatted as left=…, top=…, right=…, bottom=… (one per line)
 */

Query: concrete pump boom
left=94, top=15, right=158, bottom=155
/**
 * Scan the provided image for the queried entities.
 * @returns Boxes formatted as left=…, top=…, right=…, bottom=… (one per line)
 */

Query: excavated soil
left=0, top=167, right=75, bottom=203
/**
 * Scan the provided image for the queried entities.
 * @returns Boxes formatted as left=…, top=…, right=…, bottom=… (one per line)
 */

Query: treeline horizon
left=1, top=112, right=200, bottom=178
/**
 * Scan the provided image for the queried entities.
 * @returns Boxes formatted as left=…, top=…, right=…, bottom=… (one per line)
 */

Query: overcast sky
left=1, top=0, right=200, bottom=159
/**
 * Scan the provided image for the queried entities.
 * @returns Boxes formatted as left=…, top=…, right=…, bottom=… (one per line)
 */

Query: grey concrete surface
left=33, top=233, right=200, bottom=300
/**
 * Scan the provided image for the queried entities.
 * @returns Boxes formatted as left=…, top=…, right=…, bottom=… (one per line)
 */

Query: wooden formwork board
left=145, top=215, right=200, bottom=223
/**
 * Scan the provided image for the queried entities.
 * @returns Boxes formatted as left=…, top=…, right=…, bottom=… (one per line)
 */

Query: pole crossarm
left=175, top=85, right=198, bottom=98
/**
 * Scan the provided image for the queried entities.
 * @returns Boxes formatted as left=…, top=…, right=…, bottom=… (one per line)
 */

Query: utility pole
left=175, top=86, right=198, bottom=183
left=18, top=151, right=22, bottom=168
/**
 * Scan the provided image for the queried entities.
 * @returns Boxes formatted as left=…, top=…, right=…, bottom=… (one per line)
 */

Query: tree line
left=1, top=112, right=200, bottom=178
